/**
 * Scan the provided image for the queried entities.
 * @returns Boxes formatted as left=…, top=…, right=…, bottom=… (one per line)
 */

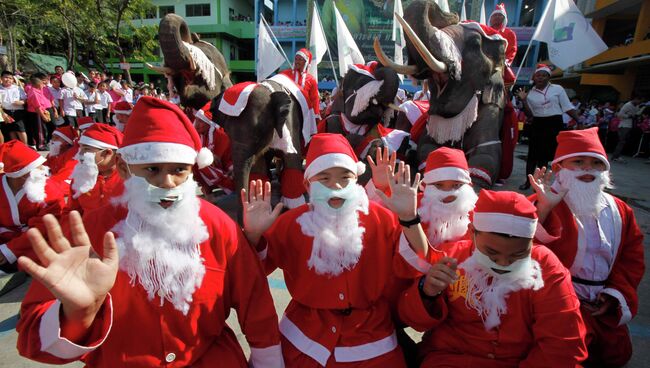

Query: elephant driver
left=280, top=48, right=322, bottom=122
left=488, top=3, right=517, bottom=85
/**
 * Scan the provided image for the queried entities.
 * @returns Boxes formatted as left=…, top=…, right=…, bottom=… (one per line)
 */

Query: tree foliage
left=0, top=0, right=158, bottom=74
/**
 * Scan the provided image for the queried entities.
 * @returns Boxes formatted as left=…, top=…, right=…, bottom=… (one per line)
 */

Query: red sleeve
left=520, top=248, right=587, bottom=367
left=504, top=29, right=518, bottom=66
left=398, top=280, right=448, bottom=332
left=259, top=211, right=296, bottom=275
left=308, top=76, right=321, bottom=116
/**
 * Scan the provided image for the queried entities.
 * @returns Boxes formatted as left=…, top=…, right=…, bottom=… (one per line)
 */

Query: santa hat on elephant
left=117, top=96, right=213, bottom=169
left=489, top=3, right=508, bottom=31
left=295, top=48, right=313, bottom=73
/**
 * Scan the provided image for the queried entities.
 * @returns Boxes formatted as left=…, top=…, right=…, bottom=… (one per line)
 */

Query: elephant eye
left=371, top=98, right=378, bottom=105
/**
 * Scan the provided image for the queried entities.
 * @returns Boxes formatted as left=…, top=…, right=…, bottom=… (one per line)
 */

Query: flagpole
left=314, top=5, right=339, bottom=86
left=260, top=14, right=292, bottom=67
left=509, top=41, right=534, bottom=92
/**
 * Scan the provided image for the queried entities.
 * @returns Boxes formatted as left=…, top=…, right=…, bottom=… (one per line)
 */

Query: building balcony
left=187, top=21, right=256, bottom=39
left=586, top=39, right=650, bottom=66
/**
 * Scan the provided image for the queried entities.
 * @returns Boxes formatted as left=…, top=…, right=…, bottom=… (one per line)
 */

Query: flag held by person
left=334, top=3, right=365, bottom=77
left=257, top=19, right=286, bottom=81
left=308, top=5, right=328, bottom=81
left=392, top=0, right=406, bottom=81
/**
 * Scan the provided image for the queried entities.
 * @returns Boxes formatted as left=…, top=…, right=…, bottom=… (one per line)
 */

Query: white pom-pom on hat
left=196, top=147, right=214, bottom=169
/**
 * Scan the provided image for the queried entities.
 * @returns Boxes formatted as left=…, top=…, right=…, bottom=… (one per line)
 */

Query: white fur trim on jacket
left=473, top=212, right=538, bottom=238
left=249, top=344, right=285, bottom=368
left=398, top=233, right=432, bottom=273
left=118, top=142, right=197, bottom=166
left=304, top=153, right=366, bottom=179
left=279, top=316, right=331, bottom=366
left=600, top=288, right=633, bottom=326
left=281, top=195, right=306, bottom=209
left=5, top=156, right=46, bottom=178
left=423, top=167, right=471, bottom=184
left=39, top=298, right=113, bottom=359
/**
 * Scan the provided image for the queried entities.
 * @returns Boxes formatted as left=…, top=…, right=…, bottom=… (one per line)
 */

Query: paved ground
left=1, top=143, right=649, bottom=366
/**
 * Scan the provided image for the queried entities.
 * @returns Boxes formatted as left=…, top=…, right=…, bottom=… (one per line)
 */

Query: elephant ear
left=481, top=69, right=505, bottom=107
left=270, top=91, right=292, bottom=138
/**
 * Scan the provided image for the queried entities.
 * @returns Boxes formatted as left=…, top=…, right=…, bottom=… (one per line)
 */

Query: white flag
left=435, top=0, right=449, bottom=13
left=393, top=0, right=406, bottom=81
left=532, top=0, right=607, bottom=69
left=308, top=5, right=328, bottom=81
left=460, top=0, right=467, bottom=22
left=479, top=0, right=486, bottom=24
left=257, top=19, right=286, bottom=82
left=334, top=4, right=365, bottom=77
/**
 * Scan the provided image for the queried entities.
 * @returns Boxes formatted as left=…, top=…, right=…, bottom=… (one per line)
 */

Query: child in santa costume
left=193, top=100, right=234, bottom=195
left=16, top=96, right=283, bottom=367
left=66, top=124, right=124, bottom=214
left=400, top=190, right=587, bottom=368
left=0, top=140, right=66, bottom=273
left=280, top=48, right=321, bottom=121
left=529, top=127, right=645, bottom=367
left=242, top=133, right=431, bottom=368
left=112, top=100, right=132, bottom=132
left=45, top=125, right=79, bottom=190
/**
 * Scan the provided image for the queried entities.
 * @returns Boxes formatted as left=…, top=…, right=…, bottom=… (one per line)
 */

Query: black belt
left=572, top=276, right=607, bottom=286
left=334, top=307, right=352, bottom=316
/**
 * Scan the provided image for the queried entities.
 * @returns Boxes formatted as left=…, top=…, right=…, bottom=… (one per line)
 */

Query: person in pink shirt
left=26, top=73, right=56, bottom=149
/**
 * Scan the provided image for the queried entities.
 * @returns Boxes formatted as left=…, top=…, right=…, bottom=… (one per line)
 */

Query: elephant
left=375, top=0, right=508, bottom=187
left=147, top=14, right=232, bottom=110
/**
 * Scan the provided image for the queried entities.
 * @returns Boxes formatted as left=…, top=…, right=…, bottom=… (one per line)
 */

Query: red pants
left=581, top=305, right=633, bottom=367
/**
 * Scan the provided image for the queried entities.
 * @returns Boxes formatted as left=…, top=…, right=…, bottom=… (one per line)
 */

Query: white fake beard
left=70, top=154, right=99, bottom=199
left=557, top=169, right=611, bottom=217
left=49, top=141, right=63, bottom=157
left=297, top=184, right=369, bottom=277
left=112, top=114, right=125, bottom=132
left=111, top=176, right=209, bottom=315
left=419, top=184, right=477, bottom=246
left=459, top=249, right=544, bottom=331
left=24, top=167, right=49, bottom=203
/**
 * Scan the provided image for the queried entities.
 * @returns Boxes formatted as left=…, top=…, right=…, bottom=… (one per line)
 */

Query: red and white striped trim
left=468, top=167, right=492, bottom=185
left=347, top=64, right=376, bottom=80
left=218, top=83, right=257, bottom=117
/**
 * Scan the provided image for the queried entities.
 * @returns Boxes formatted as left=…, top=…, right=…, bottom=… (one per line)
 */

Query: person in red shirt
left=45, top=126, right=79, bottom=194
left=279, top=48, right=321, bottom=121
left=488, top=3, right=517, bottom=85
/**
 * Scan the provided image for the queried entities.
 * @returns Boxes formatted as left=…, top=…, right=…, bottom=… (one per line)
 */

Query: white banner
left=392, top=0, right=406, bottom=81
left=334, top=3, right=365, bottom=77
left=308, top=5, right=328, bottom=81
left=257, top=19, right=286, bottom=81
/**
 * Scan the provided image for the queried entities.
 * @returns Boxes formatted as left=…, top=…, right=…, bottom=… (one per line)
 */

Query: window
left=143, top=5, right=157, bottom=19
left=186, top=4, right=211, bottom=17
left=159, top=5, right=174, bottom=16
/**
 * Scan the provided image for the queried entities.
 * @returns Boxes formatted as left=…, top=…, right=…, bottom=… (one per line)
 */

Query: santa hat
left=473, top=190, right=538, bottom=238
left=489, top=3, right=508, bottom=29
left=303, top=133, right=365, bottom=179
left=114, top=101, right=132, bottom=115
left=195, top=101, right=219, bottom=128
left=423, top=147, right=471, bottom=184
left=534, top=63, right=552, bottom=75
left=52, top=126, right=78, bottom=145
left=79, top=124, right=123, bottom=150
left=0, top=140, right=47, bottom=178
left=551, top=127, right=609, bottom=170
left=295, top=48, right=312, bottom=73
left=118, top=96, right=213, bottom=169
left=77, top=116, right=95, bottom=131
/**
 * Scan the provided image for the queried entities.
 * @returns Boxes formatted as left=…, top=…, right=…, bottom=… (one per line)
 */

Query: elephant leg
left=463, top=105, right=503, bottom=188
left=280, top=153, right=306, bottom=209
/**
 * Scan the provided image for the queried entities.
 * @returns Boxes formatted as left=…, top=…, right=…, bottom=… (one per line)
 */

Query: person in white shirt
left=413, top=80, right=430, bottom=102
left=96, top=81, right=113, bottom=123
left=516, top=64, right=579, bottom=190
left=84, top=82, right=101, bottom=120
left=0, top=70, right=28, bottom=144
left=59, top=82, right=86, bottom=128
left=611, top=95, right=643, bottom=163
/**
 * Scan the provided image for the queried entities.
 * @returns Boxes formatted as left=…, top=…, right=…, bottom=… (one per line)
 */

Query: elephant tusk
left=394, top=13, right=447, bottom=74
left=387, top=103, right=402, bottom=111
left=146, top=63, right=173, bottom=74
left=373, top=37, right=419, bottom=76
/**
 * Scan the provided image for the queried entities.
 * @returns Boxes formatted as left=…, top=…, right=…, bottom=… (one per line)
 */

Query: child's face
left=51, top=79, right=61, bottom=88
left=98, top=84, right=106, bottom=92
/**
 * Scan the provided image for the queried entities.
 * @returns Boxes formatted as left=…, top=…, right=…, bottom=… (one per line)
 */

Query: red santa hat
left=114, top=101, right=133, bottom=115
left=195, top=101, right=219, bottom=128
left=52, top=126, right=78, bottom=145
left=303, top=133, right=365, bottom=179
left=0, top=140, right=47, bottom=178
left=473, top=190, right=538, bottom=238
left=295, top=48, right=312, bottom=73
left=423, top=147, right=471, bottom=184
left=77, top=116, right=95, bottom=131
left=79, top=124, right=123, bottom=150
left=118, top=96, right=213, bottom=169
left=551, top=127, right=609, bottom=170
left=534, top=63, right=552, bottom=75
left=489, top=3, right=508, bottom=28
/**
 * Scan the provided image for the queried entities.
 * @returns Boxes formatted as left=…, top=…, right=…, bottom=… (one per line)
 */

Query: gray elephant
left=376, top=0, right=508, bottom=187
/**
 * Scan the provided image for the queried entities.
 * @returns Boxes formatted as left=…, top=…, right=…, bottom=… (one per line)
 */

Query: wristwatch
left=418, top=275, right=441, bottom=300
left=399, top=214, right=421, bottom=228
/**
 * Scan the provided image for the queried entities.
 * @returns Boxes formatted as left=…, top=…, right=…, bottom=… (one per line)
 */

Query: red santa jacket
left=399, top=241, right=587, bottom=368
left=533, top=193, right=645, bottom=327
left=194, top=126, right=234, bottom=194
left=258, top=201, right=430, bottom=366
left=280, top=68, right=321, bottom=118
left=66, top=169, right=124, bottom=215
left=16, top=199, right=282, bottom=367
left=0, top=175, right=65, bottom=263
left=45, top=144, right=79, bottom=196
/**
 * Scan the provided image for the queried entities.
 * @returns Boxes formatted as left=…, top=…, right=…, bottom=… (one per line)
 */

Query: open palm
left=367, top=146, right=396, bottom=191
left=18, top=212, right=118, bottom=316
left=528, top=167, right=567, bottom=210
left=376, top=161, right=420, bottom=220
left=241, top=180, right=283, bottom=244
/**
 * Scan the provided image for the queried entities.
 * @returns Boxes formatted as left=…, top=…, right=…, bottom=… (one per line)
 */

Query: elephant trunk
left=159, top=14, right=193, bottom=71
left=373, top=67, right=400, bottom=105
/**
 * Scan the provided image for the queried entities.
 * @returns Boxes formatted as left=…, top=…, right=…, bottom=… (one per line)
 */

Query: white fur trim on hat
left=79, top=136, right=118, bottom=150
left=535, top=66, right=552, bottom=75
left=52, top=131, right=74, bottom=145
left=304, top=153, right=366, bottom=179
left=551, top=152, right=610, bottom=171
left=118, top=142, right=197, bottom=166
left=5, top=156, right=47, bottom=178
left=114, top=110, right=132, bottom=115
left=196, top=147, right=214, bottom=169
left=79, top=123, right=94, bottom=131
left=473, top=212, right=538, bottom=238
left=296, top=51, right=309, bottom=63
left=423, top=167, right=471, bottom=184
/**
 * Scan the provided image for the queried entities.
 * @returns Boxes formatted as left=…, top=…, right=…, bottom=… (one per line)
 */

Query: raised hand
left=376, top=161, right=420, bottom=221
left=422, top=257, right=458, bottom=297
left=18, top=211, right=118, bottom=326
left=529, top=167, right=567, bottom=209
left=241, top=180, right=283, bottom=246
left=516, top=87, right=528, bottom=100
left=367, top=146, right=397, bottom=191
